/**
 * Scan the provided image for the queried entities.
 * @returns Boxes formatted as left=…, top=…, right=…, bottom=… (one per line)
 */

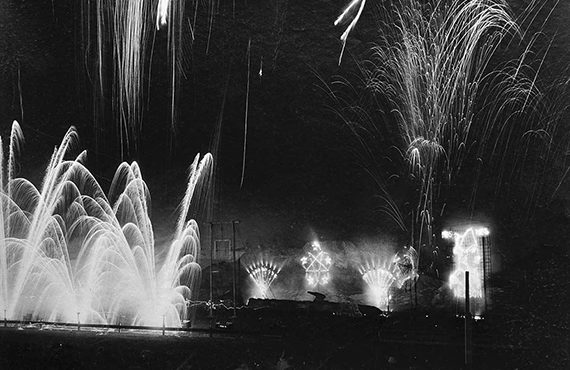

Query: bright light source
left=444, top=227, right=490, bottom=239
left=475, top=227, right=490, bottom=237
left=156, top=0, right=170, bottom=30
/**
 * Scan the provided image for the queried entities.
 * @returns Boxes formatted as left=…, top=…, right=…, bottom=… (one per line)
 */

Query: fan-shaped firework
left=0, top=121, right=212, bottom=327
left=359, top=256, right=397, bottom=311
left=245, top=258, right=282, bottom=299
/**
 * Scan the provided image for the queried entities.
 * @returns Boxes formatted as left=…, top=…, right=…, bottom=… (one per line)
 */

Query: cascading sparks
left=332, top=0, right=549, bottom=248
left=0, top=121, right=213, bottom=327
left=82, top=0, right=191, bottom=156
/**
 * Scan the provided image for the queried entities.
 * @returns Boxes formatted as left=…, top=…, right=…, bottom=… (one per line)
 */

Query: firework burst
left=331, top=0, right=562, bottom=250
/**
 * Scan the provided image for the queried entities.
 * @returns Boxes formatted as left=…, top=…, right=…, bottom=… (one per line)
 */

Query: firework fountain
left=0, top=121, right=212, bottom=327
left=332, top=0, right=555, bottom=253
left=244, top=258, right=282, bottom=299
left=359, top=247, right=418, bottom=310
left=359, top=258, right=396, bottom=311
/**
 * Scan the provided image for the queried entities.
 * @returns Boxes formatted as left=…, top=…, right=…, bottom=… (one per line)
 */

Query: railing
left=0, top=319, right=281, bottom=338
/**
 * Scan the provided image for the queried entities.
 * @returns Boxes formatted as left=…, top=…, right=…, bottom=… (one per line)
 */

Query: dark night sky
left=0, top=0, right=569, bottom=251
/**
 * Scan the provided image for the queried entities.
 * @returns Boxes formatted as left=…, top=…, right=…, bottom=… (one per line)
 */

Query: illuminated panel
left=300, top=242, right=332, bottom=287
left=445, top=228, right=487, bottom=298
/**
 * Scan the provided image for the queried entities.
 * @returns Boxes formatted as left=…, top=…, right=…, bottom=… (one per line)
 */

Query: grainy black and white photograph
left=0, top=0, right=568, bottom=369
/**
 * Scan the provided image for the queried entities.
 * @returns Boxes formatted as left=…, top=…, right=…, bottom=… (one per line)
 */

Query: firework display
left=301, top=242, right=333, bottom=287
left=444, top=227, right=490, bottom=299
left=0, top=0, right=566, bottom=366
left=331, top=0, right=560, bottom=249
left=0, top=122, right=212, bottom=327
left=245, top=259, right=282, bottom=299
left=359, top=258, right=397, bottom=311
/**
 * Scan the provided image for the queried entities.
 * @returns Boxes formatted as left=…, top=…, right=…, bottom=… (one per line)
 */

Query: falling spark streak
left=240, top=39, right=251, bottom=189
left=83, top=0, right=192, bottom=157
left=156, top=0, right=170, bottom=30
left=187, top=18, right=195, bottom=41
left=17, top=64, right=23, bottom=124
left=206, top=0, right=215, bottom=55
left=335, top=0, right=367, bottom=65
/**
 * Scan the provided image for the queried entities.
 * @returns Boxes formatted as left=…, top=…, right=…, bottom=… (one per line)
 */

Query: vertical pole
left=232, top=220, right=238, bottom=318
left=237, top=252, right=241, bottom=305
left=481, top=236, right=487, bottom=312
left=77, top=312, right=80, bottom=331
left=209, top=222, right=214, bottom=337
left=409, top=280, right=413, bottom=311
left=4, top=309, right=6, bottom=327
left=411, top=211, right=414, bottom=248
left=162, top=315, right=165, bottom=336
left=118, top=319, right=121, bottom=333
left=465, top=271, right=472, bottom=368
left=414, top=276, right=418, bottom=309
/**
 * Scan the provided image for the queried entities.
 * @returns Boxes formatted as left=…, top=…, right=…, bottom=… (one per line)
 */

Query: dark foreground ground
left=0, top=312, right=556, bottom=370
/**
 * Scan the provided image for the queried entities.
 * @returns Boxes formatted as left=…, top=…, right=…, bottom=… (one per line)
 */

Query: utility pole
left=481, top=235, right=488, bottom=312
left=414, top=275, right=418, bottom=309
left=232, top=220, right=239, bottom=318
left=209, top=220, right=241, bottom=320
left=465, top=271, right=472, bottom=368
left=209, top=222, right=213, bottom=337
